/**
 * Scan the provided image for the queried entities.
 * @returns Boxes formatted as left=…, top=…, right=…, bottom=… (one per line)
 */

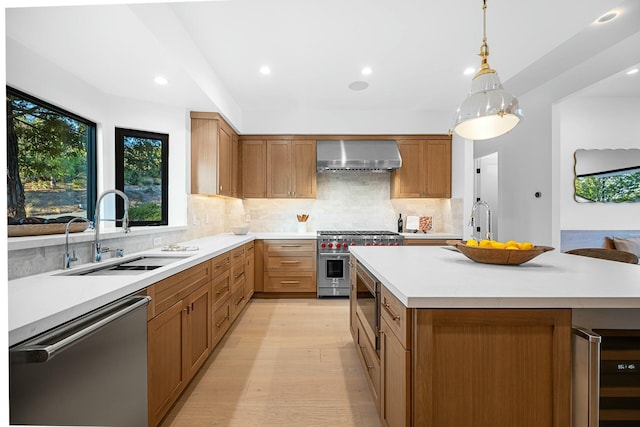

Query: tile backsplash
left=8, top=173, right=461, bottom=279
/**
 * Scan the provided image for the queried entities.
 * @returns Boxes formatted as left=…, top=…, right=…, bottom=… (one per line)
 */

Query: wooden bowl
left=446, top=240, right=554, bottom=265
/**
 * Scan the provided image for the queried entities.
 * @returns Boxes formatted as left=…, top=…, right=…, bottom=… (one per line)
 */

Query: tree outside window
left=115, top=128, right=168, bottom=226
left=6, top=87, right=96, bottom=223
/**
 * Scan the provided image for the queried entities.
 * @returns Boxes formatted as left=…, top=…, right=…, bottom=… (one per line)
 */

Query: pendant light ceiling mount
left=453, top=0, right=523, bottom=141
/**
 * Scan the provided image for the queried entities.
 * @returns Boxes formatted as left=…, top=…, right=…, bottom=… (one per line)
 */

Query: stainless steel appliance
left=317, top=230, right=403, bottom=297
left=354, top=262, right=380, bottom=355
left=9, top=294, right=150, bottom=426
left=572, top=327, right=640, bottom=427
left=316, top=140, right=402, bottom=172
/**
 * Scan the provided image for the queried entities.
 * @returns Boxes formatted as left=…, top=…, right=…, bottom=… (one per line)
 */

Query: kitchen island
left=349, top=245, right=640, bottom=427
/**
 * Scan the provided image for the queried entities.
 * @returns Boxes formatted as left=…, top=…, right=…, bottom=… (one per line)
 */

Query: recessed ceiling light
left=361, top=67, right=372, bottom=76
left=463, top=67, right=476, bottom=76
left=154, top=76, right=168, bottom=85
left=259, top=66, right=271, bottom=75
left=348, top=81, right=369, bottom=91
left=594, top=10, right=619, bottom=24
left=626, top=68, right=639, bottom=76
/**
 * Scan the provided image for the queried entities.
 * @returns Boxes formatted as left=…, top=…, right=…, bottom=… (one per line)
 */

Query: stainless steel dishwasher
left=9, top=294, right=151, bottom=426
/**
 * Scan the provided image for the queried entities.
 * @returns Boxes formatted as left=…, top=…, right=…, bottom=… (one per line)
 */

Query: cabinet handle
left=235, top=296, right=245, bottom=306
left=382, top=301, right=401, bottom=321
left=184, top=306, right=190, bottom=314
left=191, top=302, right=195, bottom=312
left=216, top=315, right=229, bottom=328
left=280, top=260, right=300, bottom=264
left=280, top=280, right=300, bottom=285
left=359, top=345, right=374, bottom=370
left=234, top=272, right=245, bottom=279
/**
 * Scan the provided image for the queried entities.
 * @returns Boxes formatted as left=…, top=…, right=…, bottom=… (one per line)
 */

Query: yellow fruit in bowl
left=519, top=242, right=534, bottom=250
left=505, top=240, right=518, bottom=248
left=492, top=241, right=506, bottom=249
left=505, top=245, right=520, bottom=250
left=479, top=239, right=492, bottom=248
left=466, top=239, right=479, bottom=247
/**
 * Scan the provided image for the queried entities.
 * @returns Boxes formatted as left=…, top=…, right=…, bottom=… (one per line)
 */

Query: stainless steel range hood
left=316, top=140, right=402, bottom=172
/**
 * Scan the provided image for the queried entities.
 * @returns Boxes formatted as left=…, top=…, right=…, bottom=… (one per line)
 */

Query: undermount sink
left=58, top=255, right=192, bottom=276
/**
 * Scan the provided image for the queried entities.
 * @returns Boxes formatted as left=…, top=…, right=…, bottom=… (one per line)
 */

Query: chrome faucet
left=94, top=189, right=130, bottom=262
left=469, top=200, right=492, bottom=241
left=64, top=217, right=93, bottom=269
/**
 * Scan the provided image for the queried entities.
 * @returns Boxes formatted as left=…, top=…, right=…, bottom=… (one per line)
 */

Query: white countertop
left=350, top=246, right=640, bottom=309
left=401, top=232, right=461, bottom=240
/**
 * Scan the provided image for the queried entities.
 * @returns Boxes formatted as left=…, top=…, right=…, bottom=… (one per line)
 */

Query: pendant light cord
left=476, top=0, right=494, bottom=76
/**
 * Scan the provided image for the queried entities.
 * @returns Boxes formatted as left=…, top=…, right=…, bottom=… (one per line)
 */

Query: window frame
left=114, top=127, right=169, bottom=227
left=6, top=86, right=97, bottom=222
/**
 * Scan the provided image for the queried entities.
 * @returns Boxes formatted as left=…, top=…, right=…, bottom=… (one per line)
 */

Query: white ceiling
left=5, top=0, right=640, bottom=131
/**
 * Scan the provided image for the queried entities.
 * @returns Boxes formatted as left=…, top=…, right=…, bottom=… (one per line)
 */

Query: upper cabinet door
left=423, top=140, right=451, bottom=198
left=190, top=112, right=240, bottom=198
left=241, top=140, right=267, bottom=198
left=391, top=140, right=422, bottom=198
left=217, top=125, right=232, bottom=197
left=391, top=137, right=451, bottom=199
left=266, top=140, right=292, bottom=198
left=291, top=140, right=316, bottom=198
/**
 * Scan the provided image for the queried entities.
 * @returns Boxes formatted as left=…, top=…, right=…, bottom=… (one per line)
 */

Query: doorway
left=474, top=152, right=499, bottom=241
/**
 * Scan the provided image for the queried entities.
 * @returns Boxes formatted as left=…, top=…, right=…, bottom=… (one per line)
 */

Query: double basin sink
left=59, top=255, right=192, bottom=276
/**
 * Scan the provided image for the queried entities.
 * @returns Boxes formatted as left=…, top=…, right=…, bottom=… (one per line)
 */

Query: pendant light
left=453, top=0, right=523, bottom=140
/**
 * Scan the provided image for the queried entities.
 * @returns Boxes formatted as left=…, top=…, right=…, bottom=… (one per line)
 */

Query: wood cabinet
left=350, top=260, right=571, bottom=427
left=349, top=255, right=357, bottom=336
left=262, top=240, right=316, bottom=293
left=230, top=245, right=247, bottom=322
left=241, top=140, right=266, bottom=198
left=147, top=261, right=212, bottom=427
left=190, top=112, right=240, bottom=197
left=391, top=137, right=451, bottom=198
left=266, top=139, right=316, bottom=198
left=245, top=242, right=255, bottom=299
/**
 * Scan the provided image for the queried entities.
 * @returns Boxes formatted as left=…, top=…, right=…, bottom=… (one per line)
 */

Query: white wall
left=558, top=96, right=640, bottom=230
left=6, top=37, right=190, bottom=228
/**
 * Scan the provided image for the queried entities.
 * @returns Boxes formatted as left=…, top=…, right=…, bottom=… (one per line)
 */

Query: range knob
left=321, top=242, right=326, bottom=248
left=351, top=242, right=356, bottom=246
left=343, top=243, right=349, bottom=248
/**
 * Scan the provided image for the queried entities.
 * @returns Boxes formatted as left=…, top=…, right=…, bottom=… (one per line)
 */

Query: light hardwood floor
left=159, top=298, right=381, bottom=427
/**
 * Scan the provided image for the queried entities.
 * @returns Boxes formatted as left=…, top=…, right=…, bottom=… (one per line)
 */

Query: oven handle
left=318, top=252, right=350, bottom=257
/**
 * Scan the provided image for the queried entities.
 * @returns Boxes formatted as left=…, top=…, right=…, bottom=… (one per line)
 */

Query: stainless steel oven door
left=317, top=252, right=350, bottom=296
left=354, top=263, right=379, bottom=353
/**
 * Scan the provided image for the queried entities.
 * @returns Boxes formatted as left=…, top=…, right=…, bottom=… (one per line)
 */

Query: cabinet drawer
left=264, top=240, right=316, bottom=254
left=265, top=255, right=315, bottom=271
left=264, top=272, right=316, bottom=292
left=212, top=270, right=231, bottom=307
left=231, top=260, right=246, bottom=290
left=357, top=314, right=380, bottom=409
left=229, top=285, right=247, bottom=321
left=230, top=246, right=245, bottom=263
left=381, top=286, right=411, bottom=349
left=212, top=298, right=231, bottom=346
left=147, top=261, right=210, bottom=319
left=245, top=241, right=254, bottom=255
left=211, top=253, right=231, bottom=275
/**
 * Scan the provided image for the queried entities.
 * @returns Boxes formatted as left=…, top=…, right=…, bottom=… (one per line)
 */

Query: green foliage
left=123, top=137, right=161, bottom=185
left=129, top=202, right=161, bottom=222
left=575, top=171, right=640, bottom=202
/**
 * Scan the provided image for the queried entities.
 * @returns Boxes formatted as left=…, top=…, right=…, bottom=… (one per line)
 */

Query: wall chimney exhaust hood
left=316, top=140, right=402, bottom=172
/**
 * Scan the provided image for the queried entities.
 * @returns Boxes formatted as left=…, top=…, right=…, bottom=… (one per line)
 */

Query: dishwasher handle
left=10, top=295, right=151, bottom=364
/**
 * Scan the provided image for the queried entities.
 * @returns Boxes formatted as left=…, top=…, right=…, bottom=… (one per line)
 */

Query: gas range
left=316, top=230, right=403, bottom=298
left=317, top=230, right=404, bottom=253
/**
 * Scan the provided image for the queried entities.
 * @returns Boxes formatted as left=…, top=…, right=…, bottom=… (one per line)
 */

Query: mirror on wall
left=574, top=149, right=640, bottom=203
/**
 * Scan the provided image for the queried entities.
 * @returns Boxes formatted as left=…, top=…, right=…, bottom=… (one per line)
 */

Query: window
left=6, top=87, right=97, bottom=223
left=115, top=128, right=168, bottom=226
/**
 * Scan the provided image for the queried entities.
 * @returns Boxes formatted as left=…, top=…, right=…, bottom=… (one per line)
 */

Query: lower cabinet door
left=213, top=298, right=231, bottom=347
left=380, top=317, right=410, bottom=427
left=185, top=283, right=212, bottom=379
left=147, top=301, right=187, bottom=427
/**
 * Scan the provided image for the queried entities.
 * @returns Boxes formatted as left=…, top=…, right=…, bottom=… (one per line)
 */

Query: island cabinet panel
left=349, top=256, right=357, bottom=336
left=412, top=309, right=571, bottom=427
left=356, top=313, right=381, bottom=412
left=380, top=317, right=411, bottom=427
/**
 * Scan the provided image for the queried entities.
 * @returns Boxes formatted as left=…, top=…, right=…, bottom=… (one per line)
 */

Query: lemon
left=492, top=241, right=506, bottom=249
left=505, top=245, right=520, bottom=250
left=519, top=241, right=533, bottom=250
left=479, top=239, right=492, bottom=248
left=466, top=239, right=479, bottom=247
left=505, top=240, right=519, bottom=248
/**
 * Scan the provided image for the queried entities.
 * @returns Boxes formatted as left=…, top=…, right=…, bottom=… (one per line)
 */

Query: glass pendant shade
left=453, top=70, right=523, bottom=140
